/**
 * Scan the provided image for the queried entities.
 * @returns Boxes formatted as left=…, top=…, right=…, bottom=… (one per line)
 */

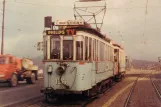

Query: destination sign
left=46, top=29, right=76, bottom=35
left=55, top=20, right=84, bottom=26
left=46, top=30, right=65, bottom=35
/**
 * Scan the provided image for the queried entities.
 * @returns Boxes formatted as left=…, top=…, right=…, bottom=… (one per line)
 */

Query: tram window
left=89, top=38, right=92, bottom=60
left=114, top=56, right=117, bottom=62
left=104, top=45, right=106, bottom=61
left=108, top=46, right=110, bottom=61
left=100, top=42, right=104, bottom=61
left=109, top=47, right=111, bottom=61
left=50, top=37, right=60, bottom=59
left=105, top=45, right=107, bottom=61
left=110, top=47, right=112, bottom=61
left=93, top=39, right=96, bottom=60
left=63, top=40, right=73, bottom=60
left=85, top=37, right=88, bottom=60
left=94, top=39, right=96, bottom=60
left=111, top=48, right=114, bottom=61
left=114, top=49, right=118, bottom=53
left=96, top=40, right=98, bottom=61
left=76, top=36, right=83, bottom=60
left=107, top=45, right=109, bottom=61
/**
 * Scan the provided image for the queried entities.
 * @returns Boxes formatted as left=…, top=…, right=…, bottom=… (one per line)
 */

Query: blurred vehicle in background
left=0, top=54, right=39, bottom=87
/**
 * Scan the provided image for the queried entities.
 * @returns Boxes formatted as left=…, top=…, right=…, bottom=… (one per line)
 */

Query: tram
left=39, top=19, right=126, bottom=101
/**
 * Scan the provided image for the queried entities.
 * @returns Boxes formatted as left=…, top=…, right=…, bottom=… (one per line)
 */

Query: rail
left=124, top=75, right=140, bottom=107
left=150, top=72, right=161, bottom=100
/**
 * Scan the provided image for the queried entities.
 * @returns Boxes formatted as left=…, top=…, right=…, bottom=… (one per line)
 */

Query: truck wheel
left=9, top=74, right=18, bottom=87
left=35, top=71, right=38, bottom=80
left=26, top=73, right=36, bottom=84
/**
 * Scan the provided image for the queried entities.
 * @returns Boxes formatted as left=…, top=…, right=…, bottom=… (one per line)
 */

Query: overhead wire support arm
left=76, top=8, right=94, bottom=14
left=100, top=2, right=106, bottom=29
left=74, top=4, right=86, bottom=22
left=75, top=6, right=106, bottom=8
left=73, top=0, right=106, bottom=30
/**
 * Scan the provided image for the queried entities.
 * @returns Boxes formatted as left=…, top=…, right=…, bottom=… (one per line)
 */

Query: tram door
left=114, top=49, right=119, bottom=75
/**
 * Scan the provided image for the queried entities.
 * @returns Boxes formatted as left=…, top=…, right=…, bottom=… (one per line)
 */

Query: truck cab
left=0, top=55, right=16, bottom=82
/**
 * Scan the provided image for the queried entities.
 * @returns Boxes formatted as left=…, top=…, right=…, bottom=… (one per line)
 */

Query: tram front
left=41, top=20, right=91, bottom=100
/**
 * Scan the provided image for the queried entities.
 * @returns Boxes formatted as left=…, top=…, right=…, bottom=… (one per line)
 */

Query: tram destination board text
left=46, top=29, right=76, bottom=35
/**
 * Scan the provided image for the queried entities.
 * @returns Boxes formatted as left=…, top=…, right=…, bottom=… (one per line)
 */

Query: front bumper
left=40, top=87, right=82, bottom=95
left=40, top=87, right=54, bottom=94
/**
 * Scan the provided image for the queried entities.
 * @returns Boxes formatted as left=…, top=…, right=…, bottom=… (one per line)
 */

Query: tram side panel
left=113, top=47, right=126, bottom=79
left=95, top=61, right=114, bottom=83
left=119, top=50, right=126, bottom=74
left=114, top=49, right=119, bottom=76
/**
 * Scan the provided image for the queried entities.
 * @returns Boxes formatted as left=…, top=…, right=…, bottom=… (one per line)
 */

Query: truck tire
left=26, top=73, right=36, bottom=84
left=9, top=74, right=18, bottom=87
left=35, top=71, right=38, bottom=80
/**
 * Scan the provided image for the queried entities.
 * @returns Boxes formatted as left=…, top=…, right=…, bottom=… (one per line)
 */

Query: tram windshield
left=63, top=36, right=73, bottom=60
left=76, top=36, right=83, bottom=60
left=51, top=37, right=60, bottom=59
left=50, top=36, right=73, bottom=60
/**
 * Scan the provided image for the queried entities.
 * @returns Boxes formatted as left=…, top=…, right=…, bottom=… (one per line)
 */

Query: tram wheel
left=109, top=80, right=112, bottom=88
left=96, top=84, right=103, bottom=98
left=45, top=93, right=57, bottom=104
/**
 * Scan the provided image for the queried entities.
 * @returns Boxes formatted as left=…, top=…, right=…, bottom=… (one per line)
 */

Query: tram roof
left=112, top=43, right=124, bottom=50
left=66, top=26, right=111, bottom=43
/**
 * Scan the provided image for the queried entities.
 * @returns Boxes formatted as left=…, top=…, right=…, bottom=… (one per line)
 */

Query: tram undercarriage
left=41, top=73, right=125, bottom=103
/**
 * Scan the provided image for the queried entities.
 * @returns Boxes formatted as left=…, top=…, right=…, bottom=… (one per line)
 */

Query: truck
left=0, top=54, right=38, bottom=87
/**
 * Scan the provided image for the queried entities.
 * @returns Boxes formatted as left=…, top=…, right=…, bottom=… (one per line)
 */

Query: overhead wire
left=142, top=0, right=149, bottom=49
left=5, top=0, right=66, bottom=8
left=2, top=0, right=161, bottom=9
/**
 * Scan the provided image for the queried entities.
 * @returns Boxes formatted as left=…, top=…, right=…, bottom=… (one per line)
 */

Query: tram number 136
left=56, top=78, right=67, bottom=85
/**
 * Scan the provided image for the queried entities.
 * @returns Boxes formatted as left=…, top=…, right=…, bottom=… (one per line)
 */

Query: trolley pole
left=1, top=0, right=5, bottom=55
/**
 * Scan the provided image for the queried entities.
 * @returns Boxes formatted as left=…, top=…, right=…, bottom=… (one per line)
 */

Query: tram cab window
left=50, top=37, right=60, bottom=59
left=63, top=36, right=73, bottom=60
left=44, top=41, right=47, bottom=60
left=76, top=36, right=83, bottom=60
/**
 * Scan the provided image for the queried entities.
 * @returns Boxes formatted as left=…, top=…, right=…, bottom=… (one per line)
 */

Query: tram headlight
left=47, top=65, right=53, bottom=74
left=56, top=66, right=65, bottom=75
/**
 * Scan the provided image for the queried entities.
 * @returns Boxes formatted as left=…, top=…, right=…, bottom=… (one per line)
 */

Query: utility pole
left=1, top=0, right=5, bottom=55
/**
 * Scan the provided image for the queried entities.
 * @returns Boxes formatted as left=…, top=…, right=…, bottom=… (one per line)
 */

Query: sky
left=0, top=0, right=161, bottom=61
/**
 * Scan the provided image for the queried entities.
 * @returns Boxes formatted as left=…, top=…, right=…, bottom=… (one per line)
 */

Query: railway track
left=8, top=81, right=118, bottom=107
left=150, top=72, right=161, bottom=100
left=123, top=75, right=139, bottom=107
left=124, top=71, right=161, bottom=107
